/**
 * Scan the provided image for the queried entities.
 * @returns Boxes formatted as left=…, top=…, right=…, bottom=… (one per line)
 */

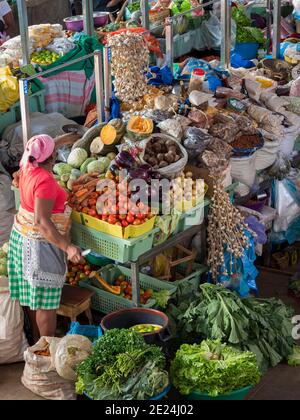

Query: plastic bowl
left=93, top=12, right=109, bottom=27
left=187, top=386, right=253, bottom=401
left=64, top=16, right=84, bottom=32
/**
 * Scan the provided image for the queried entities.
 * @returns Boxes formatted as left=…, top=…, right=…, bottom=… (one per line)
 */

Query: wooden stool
left=57, top=285, right=94, bottom=324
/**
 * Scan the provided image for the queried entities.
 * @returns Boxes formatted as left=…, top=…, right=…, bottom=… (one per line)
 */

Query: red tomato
left=126, top=215, right=135, bottom=224
left=137, top=213, right=145, bottom=220
left=102, top=215, right=108, bottom=221
left=88, top=198, right=97, bottom=207
left=88, top=209, right=97, bottom=217
left=133, top=219, right=141, bottom=225
left=119, top=214, right=127, bottom=220
left=108, top=215, right=117, bottom=225
left=122, top=220, right=129, bottom=228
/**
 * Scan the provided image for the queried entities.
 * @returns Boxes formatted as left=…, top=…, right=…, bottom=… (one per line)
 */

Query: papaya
left=127, top=116, right=154, bottom=140
left=90, top=271, right=121, bottom=295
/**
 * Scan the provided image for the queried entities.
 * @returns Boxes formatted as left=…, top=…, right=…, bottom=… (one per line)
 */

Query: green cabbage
left=87, top=160, right=106, bottom=174
left=53, top=163, right=73, bottom=176
left=171, top=339, right=261, bottom=397
left=98, top=157, right=111, bottom=171
left=80, top=158, right=97, bottom=174
left=67, top=148, right=88, bottom=169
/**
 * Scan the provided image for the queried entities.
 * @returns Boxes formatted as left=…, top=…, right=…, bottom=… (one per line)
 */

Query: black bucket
left=101, top=308, right=172, bottom=348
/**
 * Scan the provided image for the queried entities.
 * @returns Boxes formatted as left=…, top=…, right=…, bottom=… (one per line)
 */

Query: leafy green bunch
left=76, top=329, right=169, bottom=400
left=171, top=339, right=261, bottom=396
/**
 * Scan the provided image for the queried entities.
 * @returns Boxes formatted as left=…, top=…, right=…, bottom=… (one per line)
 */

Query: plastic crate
left=175, top=199, right=208, bottom=234
left=172, top=263, right=207, bottom=293
left=71, top=221, right=159, bottom=263
left=67, top=322, right=103, bottom=342
left=79, top=264, right=177, bottom=314
left=11, top=186, right=20, bottom=210
left=0, top=89, right=46, bottom=136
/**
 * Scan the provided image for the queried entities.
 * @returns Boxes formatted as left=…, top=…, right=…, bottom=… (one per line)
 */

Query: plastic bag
left=183, top=127, right=213, bottom=159
left=230, top=153, right=257, bottom=188
left=201, top=14, right=222, bottom=49
left=55, top=334, right=92, bottom=381
left=0, top=278, right=28, bottom=364
left=0, top=72, right=19, bottom=113
left=268, top=152, right=291, bottom=180
left=158, top=119, right=183, bottom=142
left=56, top=145, right=71, bottom=163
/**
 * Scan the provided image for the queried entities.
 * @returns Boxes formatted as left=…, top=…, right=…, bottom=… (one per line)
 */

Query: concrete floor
left=1, top=267, right=300, bottom=400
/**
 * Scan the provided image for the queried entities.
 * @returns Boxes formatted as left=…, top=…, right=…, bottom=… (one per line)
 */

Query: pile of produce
left=107, top=32, right=149, bottom=103
left=30, top=49, right=60, bottom=66
left=142, top=136, right=183, bottom=170
left=167, top=283, right=294, bottom=372
left=113, top=274, right=154, bottom=305
left=207, top=183, right=250, bottom=281
left=66, top=258, right=93, bottom=287
left=288, top=347, right=300, bottom=366
left=76, top=329, right=169, bottom=400
left=0, top=243, right=8, bottom=277
left=232, top=6, right=265, bottom=46
left=171, top=339, right=261, bottom=397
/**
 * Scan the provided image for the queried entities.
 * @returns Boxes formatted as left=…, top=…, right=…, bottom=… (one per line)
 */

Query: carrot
left=72, top=173, right=91, bottom=186
left=75, top=188, right=89, bottom=198
left=78, top=191, right=92, bottom=204
left=84, top=179, right=99, bottom=190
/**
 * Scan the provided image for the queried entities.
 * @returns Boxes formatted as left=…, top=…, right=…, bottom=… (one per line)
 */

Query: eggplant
left=115, top=151, right=135, bottom=169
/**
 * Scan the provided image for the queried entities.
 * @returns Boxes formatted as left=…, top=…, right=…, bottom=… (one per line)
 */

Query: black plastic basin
left=100, top=308, right=171, bottom=347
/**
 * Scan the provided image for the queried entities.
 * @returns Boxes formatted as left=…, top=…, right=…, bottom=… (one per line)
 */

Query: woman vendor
left=8, top=135, right=82, bottom=342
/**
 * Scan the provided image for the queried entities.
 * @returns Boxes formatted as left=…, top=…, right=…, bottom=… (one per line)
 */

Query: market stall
left=2, top=0, right=300, bottom=404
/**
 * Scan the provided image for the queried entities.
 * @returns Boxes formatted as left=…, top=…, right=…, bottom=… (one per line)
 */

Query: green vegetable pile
left=167, top=284, right=294, bottom=372
left=232, top=6, right=265, bottom=46
left=171, top=339, right=261, bottom=397
left=288, top=347, right=300, bottom=366
left=127, top=2, right=140, bottom=13
left=76, top=329, right=169, bottom=400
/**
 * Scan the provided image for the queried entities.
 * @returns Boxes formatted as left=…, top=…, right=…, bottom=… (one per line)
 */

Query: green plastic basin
left=187, top=386, right=253, bottom=401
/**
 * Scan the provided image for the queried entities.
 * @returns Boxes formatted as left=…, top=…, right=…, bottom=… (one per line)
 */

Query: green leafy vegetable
left=167, top=283, right=294, bottom=372
left=76, top=329, right=169, bottom=400
left=288, top=346, right=300, bottom=366
left=232, top=6, right=265, bottom=46
left=153, top=289, right=173, bottom=308
left=171, top=339, right=261, bottom=397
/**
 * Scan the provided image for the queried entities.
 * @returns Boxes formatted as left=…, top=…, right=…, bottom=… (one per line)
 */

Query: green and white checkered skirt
left=8, top=228, right=63, bottom=310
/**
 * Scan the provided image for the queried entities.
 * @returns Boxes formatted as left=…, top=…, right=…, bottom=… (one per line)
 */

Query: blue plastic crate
left=67, top=322, right=103, bottom=342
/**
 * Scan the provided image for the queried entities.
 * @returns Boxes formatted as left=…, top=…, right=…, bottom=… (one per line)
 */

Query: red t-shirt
left=19, top=167, right=67, bottom=214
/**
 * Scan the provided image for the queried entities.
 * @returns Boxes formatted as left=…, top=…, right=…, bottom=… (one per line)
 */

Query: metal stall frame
left=19, top=50, right=105, bottom=148
left=16, top=0, right=95, bottom=66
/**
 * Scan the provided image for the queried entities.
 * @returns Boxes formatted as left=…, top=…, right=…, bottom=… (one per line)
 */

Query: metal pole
left=272, top=0, right=281, bottom=59
left=131, top=262, right=141, bottom=307
left=104, top=46, right=112, bottom=122
left=165, top=18, right=174, bottom=71
left=94, top=50, right=105, bottom=123
left=221, top=0, right=231, bottom=69
left=19, top=79, right=31, bottom=146
left=141, top=0, right=150, bottom=30
left=83, top=0, right=94, bottom=36
left=16, top=0, right=30, bottom=65
left=266, top=0, right=272, bottom=54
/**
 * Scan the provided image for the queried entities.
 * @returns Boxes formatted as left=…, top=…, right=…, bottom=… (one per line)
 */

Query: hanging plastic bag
left=201, top=13, right=222, bottom=49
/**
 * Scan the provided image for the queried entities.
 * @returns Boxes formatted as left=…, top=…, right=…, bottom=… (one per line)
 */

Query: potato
left=168, top=145, right=177, bottom=154
left=148, top=157, right=158, bottom=166
left=165, top=152, right=175, bottom=164
left=157, top=153, right=165, bottom=161
left=153, top=142, right=162, bottom=153
left=166, top=139, right=176, bottom=148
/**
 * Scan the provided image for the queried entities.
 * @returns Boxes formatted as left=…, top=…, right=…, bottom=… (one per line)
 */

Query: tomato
left=137, top=213, right=145, bottom=220
left=133, top=219, right=141, bottom=225
left=71, top=267, right=79, bottom=273
left=126, top=215, right=135, bottom=224
left=102, top=214, right=108, bottom=221
left=121, top=220, right=129, bottom=228
left=119, top=214, right=127, bottom=220
left=82, top=207, right=89, bottom=214
left=88, top=209, right=97, bottom=217
left=108, top=215, right=117, bottom=225
left=84, top=265, right=91, bottom=271
left=115, top=221, right=122, bottom=227
left=85, top=270, right=91, bottom=276
left=88, top=198, right=97, bottom=207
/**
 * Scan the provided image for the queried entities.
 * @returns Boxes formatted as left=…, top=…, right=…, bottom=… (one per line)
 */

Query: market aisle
left=0, top=363, right=44, bottom=400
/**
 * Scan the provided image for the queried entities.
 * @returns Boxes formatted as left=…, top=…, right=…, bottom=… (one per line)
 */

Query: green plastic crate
left=79, top=264, right=177, bottom=314
left=0, top=90, right=46, bottom=136
left=11, top=186, right=20, bottom=210
left=172, top=263, right=207, bottom=294
left=71, top=221, right=159, bottom=263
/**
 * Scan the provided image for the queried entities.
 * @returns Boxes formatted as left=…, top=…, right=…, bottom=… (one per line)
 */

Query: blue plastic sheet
left=146, top=66, right=174, bottom=86
left=109, top=93, right=121, bottom=120
left=230, top=53, right=256, bottom=69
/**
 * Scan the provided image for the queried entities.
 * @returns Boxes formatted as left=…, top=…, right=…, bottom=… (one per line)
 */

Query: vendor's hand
left=66, top=244, right=82, bottom=264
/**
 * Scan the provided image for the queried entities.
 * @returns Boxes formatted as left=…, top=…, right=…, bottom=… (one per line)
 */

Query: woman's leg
left=36, top=309, right=57, bottom=337
left=26, top=308, right=40, bottom=344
